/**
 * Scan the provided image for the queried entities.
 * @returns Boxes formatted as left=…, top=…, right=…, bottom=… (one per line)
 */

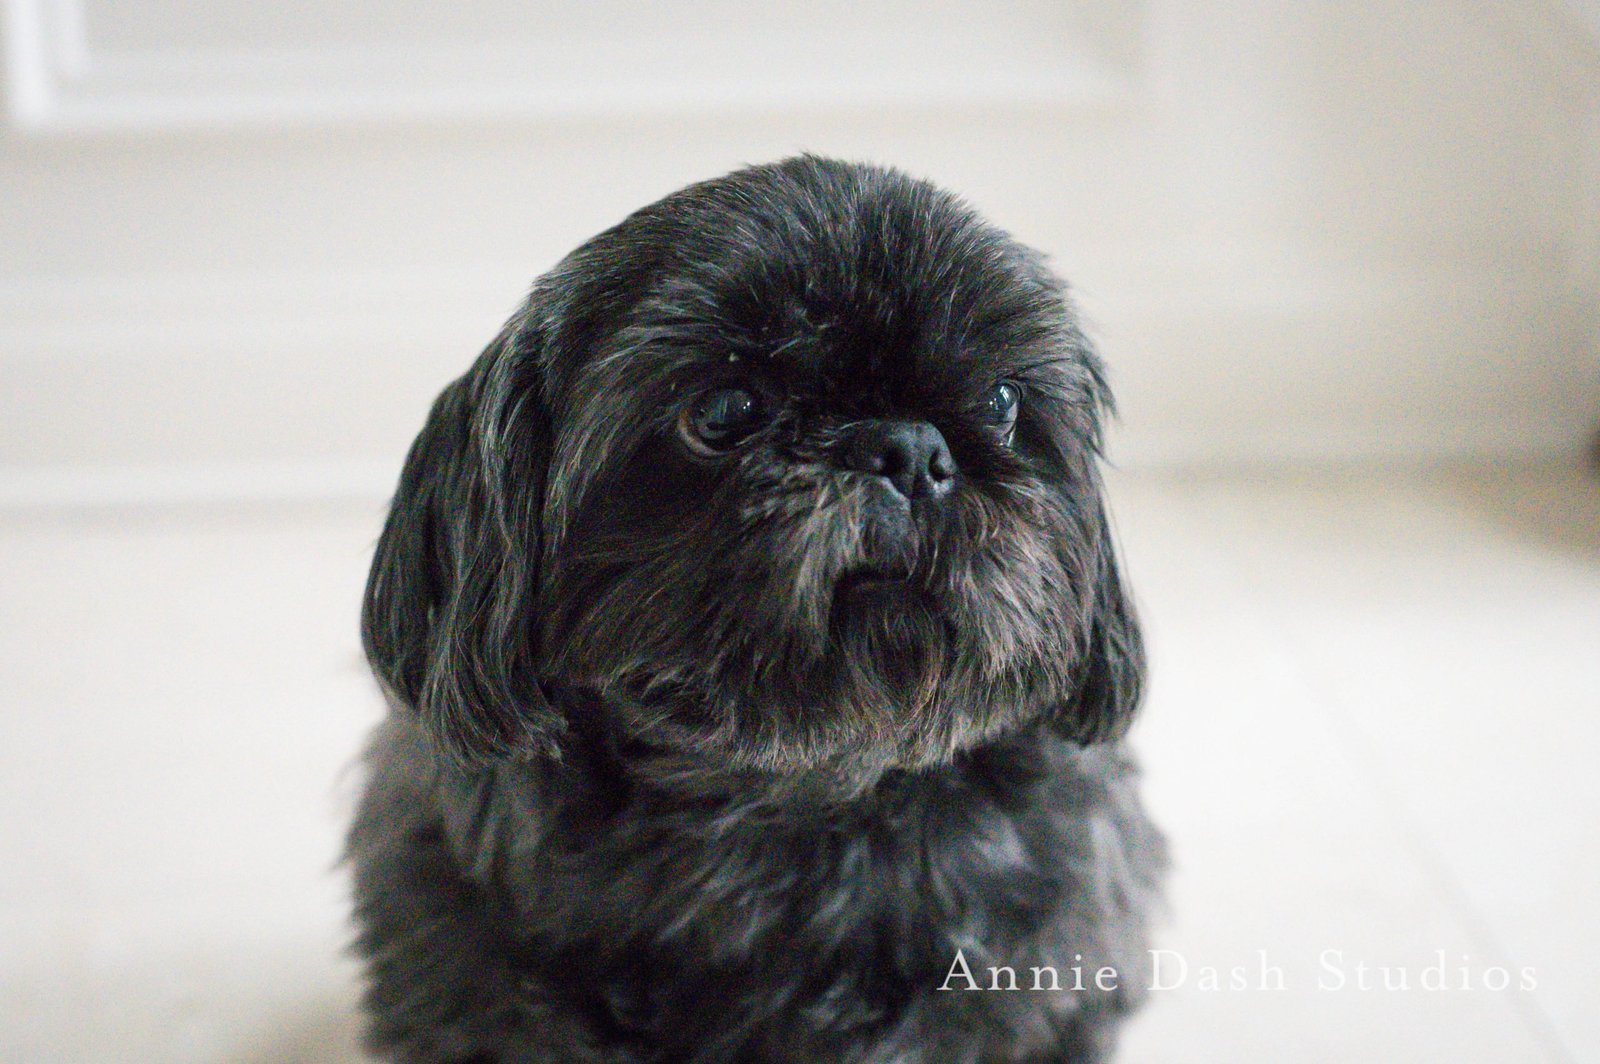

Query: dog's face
left=364, top=157, right=1141, bottom=779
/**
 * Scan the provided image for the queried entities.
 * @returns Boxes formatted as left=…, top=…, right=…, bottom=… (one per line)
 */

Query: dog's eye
left=982, top=381, right=1021, bottom=437
left=680, top=387, right=765, bottom=454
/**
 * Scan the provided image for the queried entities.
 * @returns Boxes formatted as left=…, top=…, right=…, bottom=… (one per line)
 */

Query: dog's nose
left=841, top=420, right=956, bottom=501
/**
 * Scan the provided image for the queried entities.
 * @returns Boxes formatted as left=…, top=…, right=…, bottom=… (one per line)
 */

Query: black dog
left=348, top=156, right=1164, bottom=1063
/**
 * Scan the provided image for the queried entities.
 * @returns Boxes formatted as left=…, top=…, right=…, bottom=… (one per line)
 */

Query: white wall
left=2, top=0, right=1598, bottom=504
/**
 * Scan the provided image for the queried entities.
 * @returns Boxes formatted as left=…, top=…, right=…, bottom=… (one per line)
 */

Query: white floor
left=1, top=461, right=1596, bottom=1063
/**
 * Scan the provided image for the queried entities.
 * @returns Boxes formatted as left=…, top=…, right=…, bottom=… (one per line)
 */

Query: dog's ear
left=362, top=316, right=564, bottom=764
left=1052, top=497, right=1146, bottom=745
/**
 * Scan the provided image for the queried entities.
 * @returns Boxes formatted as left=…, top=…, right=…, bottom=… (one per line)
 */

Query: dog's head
left=363, top=156, right=1142, bottom=778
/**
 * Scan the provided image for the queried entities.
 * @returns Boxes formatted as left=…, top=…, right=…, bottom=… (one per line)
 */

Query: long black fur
left=348, top=156, right=1164, bottom=1063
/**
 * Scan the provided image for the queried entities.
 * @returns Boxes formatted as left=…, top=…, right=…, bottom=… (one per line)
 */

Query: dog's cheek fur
left=536, top=419, right=1119, bottom=776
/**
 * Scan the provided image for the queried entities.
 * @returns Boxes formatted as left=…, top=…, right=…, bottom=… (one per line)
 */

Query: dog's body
left=348, top=157, right=1163, bottom=1063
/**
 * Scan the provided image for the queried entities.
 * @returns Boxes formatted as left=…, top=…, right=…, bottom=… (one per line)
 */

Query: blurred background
left=1, top=1, right=1597, bottom=1061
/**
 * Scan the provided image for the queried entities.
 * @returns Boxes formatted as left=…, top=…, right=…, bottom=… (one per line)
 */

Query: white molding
left=2, top=0, right=1136, bottom=132
left=1, top=0, right=51, bottom=121
left=0, top=460, right=399, bottom=510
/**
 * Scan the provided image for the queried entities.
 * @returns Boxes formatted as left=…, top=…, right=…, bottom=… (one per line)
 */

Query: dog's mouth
left=834, top=565, right=915, bottom=599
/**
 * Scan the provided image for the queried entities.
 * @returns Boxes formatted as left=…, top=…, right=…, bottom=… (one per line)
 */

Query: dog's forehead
left=651, top=193, right=1063, bottom=394
left=546, top=159, right=1085, bottom=423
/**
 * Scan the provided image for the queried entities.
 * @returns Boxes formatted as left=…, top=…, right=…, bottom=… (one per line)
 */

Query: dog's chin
left=600, top=579, right=1049, bottom=789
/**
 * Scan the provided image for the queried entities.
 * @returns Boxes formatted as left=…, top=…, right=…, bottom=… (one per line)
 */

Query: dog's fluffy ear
left=361, top=316, right=563, bottom=764
left=1052, top=498, right=1146, bottom=746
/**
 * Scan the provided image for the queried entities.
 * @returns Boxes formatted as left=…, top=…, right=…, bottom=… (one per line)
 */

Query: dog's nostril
left=843, top=420, right=956, bottom=501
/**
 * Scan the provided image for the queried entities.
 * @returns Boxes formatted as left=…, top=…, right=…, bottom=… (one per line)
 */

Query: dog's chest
left=491, top=744, right=1145, bottom=1056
